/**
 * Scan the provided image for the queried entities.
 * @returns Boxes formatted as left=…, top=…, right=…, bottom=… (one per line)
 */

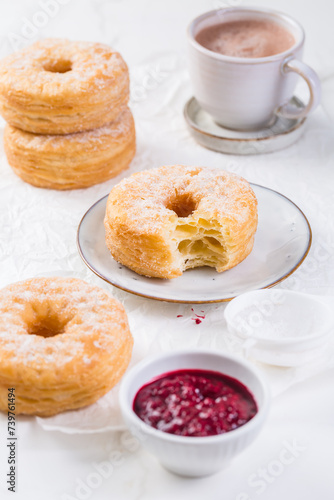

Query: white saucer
left=77, top=184, right=311, bottom=304
left=184, top=97, right=307, bottom=155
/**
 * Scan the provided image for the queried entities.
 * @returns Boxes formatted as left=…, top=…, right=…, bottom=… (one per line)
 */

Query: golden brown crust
left=0, top=277, right=133, bottom=416
left=0, top=39, right=129, bottom=134
left=104, top=165, right=258, bottom=279
left=4, top=107, right=136, bottom=190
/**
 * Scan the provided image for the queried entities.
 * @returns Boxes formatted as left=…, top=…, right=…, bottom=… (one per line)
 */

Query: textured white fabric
left=0, top=0, right=333, bottom=497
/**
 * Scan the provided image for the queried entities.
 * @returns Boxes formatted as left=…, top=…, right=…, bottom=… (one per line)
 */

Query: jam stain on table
left=133, top=369, right=257, bottom=437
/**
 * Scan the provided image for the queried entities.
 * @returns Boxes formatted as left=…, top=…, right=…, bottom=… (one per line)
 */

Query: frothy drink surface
left=196, top=19, right=295, bottom=58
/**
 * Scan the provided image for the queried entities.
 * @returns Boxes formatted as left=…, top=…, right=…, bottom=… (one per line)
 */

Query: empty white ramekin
left=119, top=350, right=270, bottom=477
left=224, top=289, right=334, bottom=366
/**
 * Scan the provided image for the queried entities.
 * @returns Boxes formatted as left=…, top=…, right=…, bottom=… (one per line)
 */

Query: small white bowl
left=119, top=350, right=270, bottom=477
left=224, top=289, right=334, bottom=367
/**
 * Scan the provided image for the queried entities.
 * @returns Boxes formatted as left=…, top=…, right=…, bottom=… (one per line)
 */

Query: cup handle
left=276, top=57, right=322, bottom=120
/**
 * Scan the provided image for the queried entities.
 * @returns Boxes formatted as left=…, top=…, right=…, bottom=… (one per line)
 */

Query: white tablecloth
left=0, top=0, right=334, bottom=499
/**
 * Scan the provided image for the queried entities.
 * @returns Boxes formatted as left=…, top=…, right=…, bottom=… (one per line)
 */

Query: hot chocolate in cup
left=187, top=7, right=321, bottom=131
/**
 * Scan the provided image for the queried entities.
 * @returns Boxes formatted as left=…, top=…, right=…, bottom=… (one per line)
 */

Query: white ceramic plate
left=77, top=184, right=311, bottom=303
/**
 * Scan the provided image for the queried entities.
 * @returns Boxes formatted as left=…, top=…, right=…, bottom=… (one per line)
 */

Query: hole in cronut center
left=28, top=312, right=70, bottom=338
left=43, top=59, right=72, bottom=74
left=167, top=195, right=197, bottom=218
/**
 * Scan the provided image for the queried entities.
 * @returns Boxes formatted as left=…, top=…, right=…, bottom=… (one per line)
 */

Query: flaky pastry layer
left=104, top=165, right=258, bottom=279
left=0, top=38, right=129, bottom=134
left=0, top=277, right=133, bottom=416
left=4, top=107, right=136, bottom=190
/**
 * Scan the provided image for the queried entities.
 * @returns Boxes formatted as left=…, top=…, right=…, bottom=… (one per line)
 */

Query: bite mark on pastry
left=104, top=165, right=258, bottom=279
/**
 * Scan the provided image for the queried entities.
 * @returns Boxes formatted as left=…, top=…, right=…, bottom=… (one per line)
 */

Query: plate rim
left=77, top=184, right=312, bottom=304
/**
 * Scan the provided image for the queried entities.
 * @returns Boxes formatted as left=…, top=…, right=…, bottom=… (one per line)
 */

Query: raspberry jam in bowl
left=133, top=369, right=258, bottom=437
left=119, top=350, right=270, bottom=477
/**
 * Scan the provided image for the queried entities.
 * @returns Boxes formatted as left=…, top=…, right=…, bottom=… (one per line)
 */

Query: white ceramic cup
left=187, top=7, right=321, bottom=130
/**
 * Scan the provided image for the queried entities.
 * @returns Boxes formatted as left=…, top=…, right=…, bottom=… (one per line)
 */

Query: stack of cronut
left=0, top=38, right=136, bottom=190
